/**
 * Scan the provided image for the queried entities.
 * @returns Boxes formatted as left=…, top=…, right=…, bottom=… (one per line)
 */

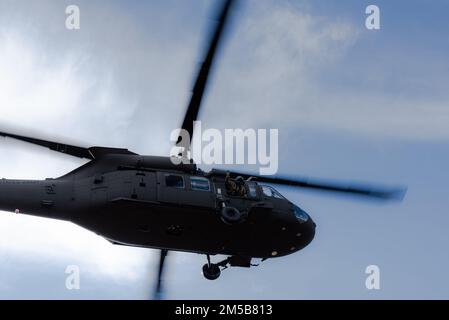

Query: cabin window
left=165, top=174, right=185, bottom=189
left=261, top=185, right=284, bottom=199
left=190, top=177, right=210, bottom=191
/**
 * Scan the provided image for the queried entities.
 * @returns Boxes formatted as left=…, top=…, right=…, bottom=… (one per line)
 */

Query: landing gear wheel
left=202, top=263, right=221, bottom=280
left=220, top=206, right=243, bottom=225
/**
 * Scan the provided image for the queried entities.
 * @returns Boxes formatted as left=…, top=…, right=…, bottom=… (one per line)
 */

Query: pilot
left=225, top=173, right=247, bottom=197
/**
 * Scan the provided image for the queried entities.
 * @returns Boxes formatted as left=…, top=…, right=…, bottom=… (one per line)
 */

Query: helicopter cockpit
left=224, top=174, right=286, bottom=201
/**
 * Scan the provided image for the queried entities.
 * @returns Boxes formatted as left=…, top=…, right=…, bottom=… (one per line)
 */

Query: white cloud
left=0, top=213, right=148, bottom=281
left=0, top=0, right=157, bottom=288
left=0, top=0, right=448, bottom=299
left=0, top=30, right=138, bottom=148
left=0, top=0, right=363, bottom=294
left=200, top=1, right=449, bottom=141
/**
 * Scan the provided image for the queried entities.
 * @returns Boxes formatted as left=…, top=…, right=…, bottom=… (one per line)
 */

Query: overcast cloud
left=1, top=0, right=449, bottom=299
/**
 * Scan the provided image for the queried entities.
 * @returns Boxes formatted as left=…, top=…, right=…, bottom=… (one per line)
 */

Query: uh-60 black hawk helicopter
left=0, top=0, right=405, bottom=298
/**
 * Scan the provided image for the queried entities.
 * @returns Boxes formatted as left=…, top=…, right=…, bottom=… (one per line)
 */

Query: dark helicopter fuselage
left=0, top=155, right=316, bottom=259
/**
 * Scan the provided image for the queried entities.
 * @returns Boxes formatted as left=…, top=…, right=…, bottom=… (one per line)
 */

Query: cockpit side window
left=261, top=185, right=284, bottom=199
left=165, top=174, right=185, bottom=189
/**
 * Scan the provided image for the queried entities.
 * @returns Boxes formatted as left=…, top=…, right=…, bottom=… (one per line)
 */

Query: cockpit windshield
left=261, top=185, right=285, bottom=199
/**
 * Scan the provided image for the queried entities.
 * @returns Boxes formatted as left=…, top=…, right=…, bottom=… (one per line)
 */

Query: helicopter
left=0, top=0, right=405, bottom=299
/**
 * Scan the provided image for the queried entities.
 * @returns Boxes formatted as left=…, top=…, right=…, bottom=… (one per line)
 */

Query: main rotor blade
left=0, top=131, right=94, bottom=159
left=177, top=0, right=235, bottom=145
left=227, top=171, right=406, bottom=200
left=153, top=249, right=168, bottom=300
left=0, top=131, right=138, bottom=160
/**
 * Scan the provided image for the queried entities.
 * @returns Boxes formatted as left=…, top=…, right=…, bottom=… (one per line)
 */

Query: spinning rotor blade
left=0, top=130, right=137, bottom=160
left=154, top=0, right=235, bottom=300
left=177, top=0, right=235, bottom=144
left=0, top=131, right=94, bottom=159
left=228, top=172, right=406, bottom=200
left=153, top=249, right=168, bottom=300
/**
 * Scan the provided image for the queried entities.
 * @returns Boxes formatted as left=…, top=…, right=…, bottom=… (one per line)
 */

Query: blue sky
left=0, top=0, right=448, bottom=299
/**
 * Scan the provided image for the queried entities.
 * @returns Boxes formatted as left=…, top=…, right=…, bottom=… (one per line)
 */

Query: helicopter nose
left=296, top=217, right=316, bottom=250
left=268, top=212, right=316, bottom=258
left=291, top=205, right=316, bottom=251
